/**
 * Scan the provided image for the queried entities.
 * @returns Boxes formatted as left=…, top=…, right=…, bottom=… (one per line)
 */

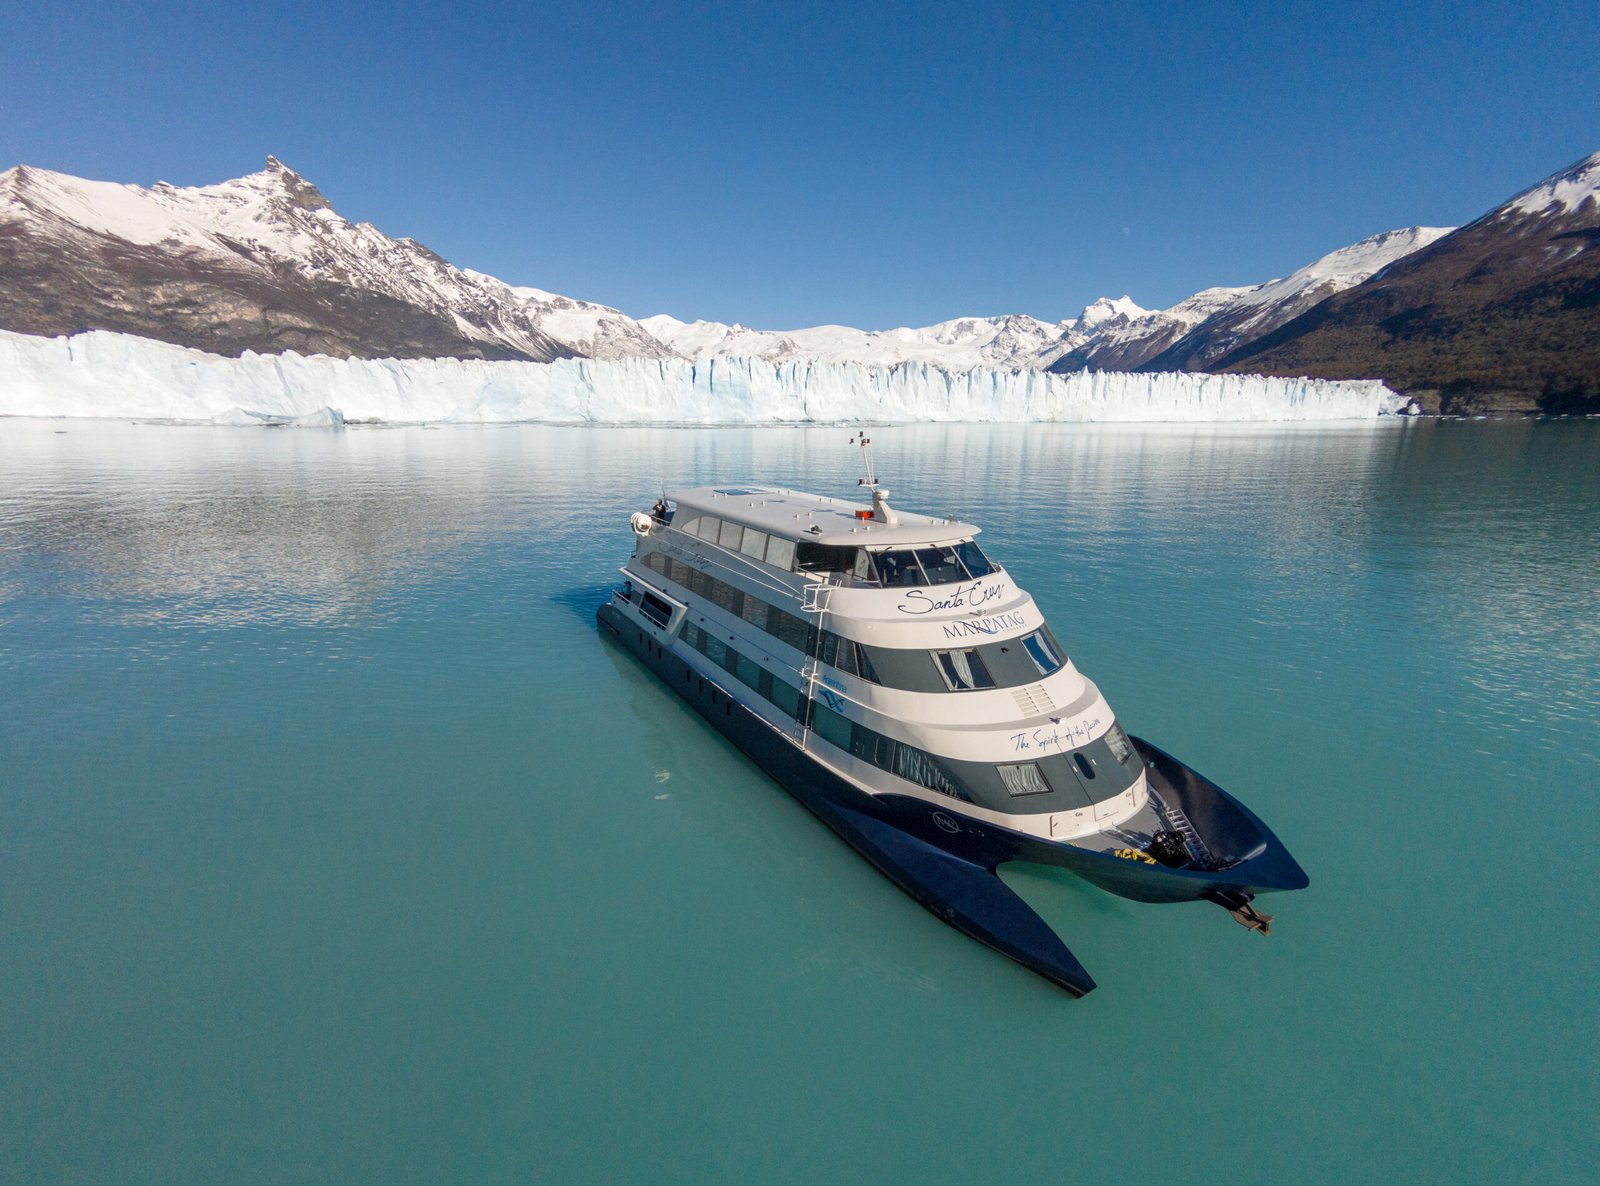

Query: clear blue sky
left=2, top=1, right=1596, bottom=328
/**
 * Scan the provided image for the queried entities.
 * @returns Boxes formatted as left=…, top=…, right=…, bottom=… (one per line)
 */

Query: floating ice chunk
left=286, top=406, right=344, bottom=428
left=210, top=406, right=272, bottom=426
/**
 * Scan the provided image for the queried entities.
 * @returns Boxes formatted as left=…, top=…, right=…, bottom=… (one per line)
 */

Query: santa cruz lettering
left=896, top=580, right=1006, bottom=616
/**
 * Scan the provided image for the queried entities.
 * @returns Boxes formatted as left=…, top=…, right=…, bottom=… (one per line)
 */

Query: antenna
left=848, top=432, right=877, bottom=488
left=849, top=432, right=899, bottom=525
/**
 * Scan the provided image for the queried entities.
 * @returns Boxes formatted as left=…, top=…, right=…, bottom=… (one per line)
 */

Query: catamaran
left=597, top=443, right=1307, bottom=995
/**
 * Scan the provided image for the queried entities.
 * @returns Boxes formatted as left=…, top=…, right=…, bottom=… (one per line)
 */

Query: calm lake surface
left=2, top=417, right=1596, bottom=1184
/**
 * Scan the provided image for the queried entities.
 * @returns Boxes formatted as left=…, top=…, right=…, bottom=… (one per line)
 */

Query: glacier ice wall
left=0, top=329, right=1408, bottom=424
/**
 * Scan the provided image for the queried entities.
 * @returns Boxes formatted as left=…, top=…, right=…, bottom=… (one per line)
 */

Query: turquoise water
left=2, top=418, right=1595, bottom=1183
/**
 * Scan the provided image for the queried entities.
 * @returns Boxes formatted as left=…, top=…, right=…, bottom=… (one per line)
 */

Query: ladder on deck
left=797, top=580, right=834, bottom=750
left=1152, top=788, right=1216, bottom=869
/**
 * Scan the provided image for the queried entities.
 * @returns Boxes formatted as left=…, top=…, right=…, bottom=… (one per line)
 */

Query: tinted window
left=875, top=550, right=925, bottom=586
left=740, top=528, right=769, bottom=560
left=835, top=638, right=859, bottom=677
left=854, top=646, right=880, bottom=685
left=1106, top=723, right=1134, bottom=765
left=772, top=610, right=811, bottom=652
left=934, top=648, right=995, bottom=691
left=915, top=546, right=967, bottom=584
left=718, top=520, right=744, bottom=550
left=998, top=763, right=1053, bottom=797
left=765, top=536, right=796, bottom=570
left=796, top=542, right=857, bottom=573
left=741, top=597, right=770, bottom=629
left=1022, top=629, right=1064, bottom=676
left=851, top=550, right=878, bottom=583
left=953, top=540, right=995, bottom=577
left=710, top=580, right=741, bottom=615
left=770, top=679, right=801, bottom=718
left=812, top=705, right=853, bottom=749
left=695, top=516, right=721, bottom=540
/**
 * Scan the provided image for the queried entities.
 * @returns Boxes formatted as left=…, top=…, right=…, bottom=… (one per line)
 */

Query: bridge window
left=718, top=520, right=744, bottom=551
left=953, top=540, right=995, bottom=578
left=874, top=550, right=925, bottom=586
left=915, top=545, right=967, bottom=584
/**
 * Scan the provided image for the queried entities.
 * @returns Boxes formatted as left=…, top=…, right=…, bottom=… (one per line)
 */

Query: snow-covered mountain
left=1047, top=228, right=1454, bottom=374
left=1133, top=227, right=1455, bottom=372
left=1217, top=150, right=1600, bottom=413
left=0, top=156, right=1494, bottom=387
left=0, top=158, right=673, bottom=363
left=638, top=312, right=1071, bottom=369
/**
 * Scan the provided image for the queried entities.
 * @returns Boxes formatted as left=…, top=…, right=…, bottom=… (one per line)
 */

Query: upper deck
left=666, top=486, right=979, bottom=548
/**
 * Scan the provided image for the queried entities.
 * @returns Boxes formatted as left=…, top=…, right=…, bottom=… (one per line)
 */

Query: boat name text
left=897, top=580, right=1006, bottom=617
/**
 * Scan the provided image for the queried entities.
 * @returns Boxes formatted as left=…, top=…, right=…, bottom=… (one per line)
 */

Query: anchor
left=1206, top=889, right=1275, bottom=936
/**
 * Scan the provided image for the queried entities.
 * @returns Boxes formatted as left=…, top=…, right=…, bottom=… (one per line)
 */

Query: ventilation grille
left=1012, top=683, right=1055, bottom=717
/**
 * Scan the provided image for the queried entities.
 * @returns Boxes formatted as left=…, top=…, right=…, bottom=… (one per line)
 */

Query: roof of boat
left=666, top=485, right=981, bottom=547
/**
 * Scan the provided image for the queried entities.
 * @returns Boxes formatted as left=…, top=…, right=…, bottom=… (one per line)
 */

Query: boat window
left=740, top=528, right=769, bottom=560
left=1021, top=629, right=1064, bottom=676
left=1105, top=723, right=1134, bottom=766
left=770, top=678, right=802, bottom=719
left=874, top=550, right=926, bottom=587
left=772, top=609, right=812, bottom=652
left=1073, top=753, right=1096, bottom=781
left=718, top=520, right=744, bottom=550
left=703, top=635, right=727, bottom=666
left=953, top=540, right=995, bottom=578
left=675, top=516, right=700, bottom=538
left=854, top=645, right=880, bottom=684
left=710, top=581, right=741, bottom=616
left=741, top=597, right=770, bottom=629
left=834, top=636, right=859, bottom=677
left=915, top=546, right=968, bottom=584
left=851, top=550, right=879, bottom=583
left=998, top=763, right=1054, bottom=797
left=933, top=648, right=996, bottom=691
left=765, top=536, right=796, bottom=571
left=735, top=653, right=762, bottom=688
left=694, top=516, right=720, bottom=540
left=891, top=743, right=963, bottom=798
left=795, top=542, right=857, bottom=573
left=811, top=704, right=854, bottom=750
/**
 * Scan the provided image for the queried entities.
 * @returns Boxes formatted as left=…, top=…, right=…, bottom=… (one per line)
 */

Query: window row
left=670, top=516, right=994, bottom=588
left=673, top=515, right=797, bottom=572
left=640, top=551, right=880, bottom=684
left=679, top=621, right=968, bottom=802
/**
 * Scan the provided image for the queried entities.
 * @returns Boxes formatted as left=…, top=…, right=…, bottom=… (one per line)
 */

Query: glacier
left=0, top=329, right=1410, bottom=425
